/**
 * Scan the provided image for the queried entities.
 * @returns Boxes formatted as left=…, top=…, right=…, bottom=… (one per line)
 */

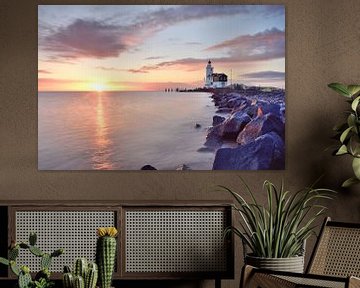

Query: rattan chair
left=241, top=217, right=360, bottom=288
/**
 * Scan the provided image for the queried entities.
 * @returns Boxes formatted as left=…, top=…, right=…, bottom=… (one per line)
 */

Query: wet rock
left=204, top=125, right=223, bottom=148
left=176, top=164, right=191, bottom=170
left=213, top=115, right=226, bottom=126
left=226, top=97, right=242, bottom=108
left=197, top=146, right=215, bottom=152
left=221, top=112, right=251, bottom=140
left=141, top=165, right=157, bottom=170
left=213, top=132, right=285, bottom=170
left=237, top=113, right=284, bottom=145
left=216, top=107, right=232, bottom=114
left=242, top=104, right=258, bottom=118
left=257, top=102, right=281, bottom=116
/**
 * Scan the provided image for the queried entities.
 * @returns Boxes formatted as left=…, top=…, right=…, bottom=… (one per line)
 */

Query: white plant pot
left=245, top=254, right=305, bottom=273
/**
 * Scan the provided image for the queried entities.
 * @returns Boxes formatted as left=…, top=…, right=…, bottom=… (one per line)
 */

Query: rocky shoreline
left=140, top=87, right=285, bottom=170
left=203, top=87, right=285, bottom=170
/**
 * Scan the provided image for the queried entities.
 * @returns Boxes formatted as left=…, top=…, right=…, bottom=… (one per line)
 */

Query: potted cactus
left=62, top=258, right=98, bottom=288
left=96, top=227, right=118, bottom=288
left=0, top=232, right=63, bottom=288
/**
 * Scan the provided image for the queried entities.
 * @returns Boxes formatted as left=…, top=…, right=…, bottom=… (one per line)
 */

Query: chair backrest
left=307, top=217, right=360, bottom=277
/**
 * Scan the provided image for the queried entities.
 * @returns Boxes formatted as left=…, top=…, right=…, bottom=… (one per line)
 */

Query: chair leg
left=349, top=276, right=360, bottom=288
left=240, top=265, right=255, bottom=288
left=215, top=278, right=221, bottom=288
left=240, top=265, right=296, bottom=288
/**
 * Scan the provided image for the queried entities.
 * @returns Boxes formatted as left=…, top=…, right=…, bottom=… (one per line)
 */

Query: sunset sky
left=38, top=5, right=285, bottom=91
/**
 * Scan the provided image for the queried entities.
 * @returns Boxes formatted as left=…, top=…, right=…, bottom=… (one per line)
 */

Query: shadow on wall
left=301, top=110, right=360, bottom=204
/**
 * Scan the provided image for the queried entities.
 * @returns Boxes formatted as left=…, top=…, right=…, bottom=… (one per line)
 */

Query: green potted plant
left=328, top=83, right=360, bottom=187
left=62, top=258, right=98, bottom=288
left=0, top=232, right=63, bottom=288
left=222, top=179, right=334, bottom=273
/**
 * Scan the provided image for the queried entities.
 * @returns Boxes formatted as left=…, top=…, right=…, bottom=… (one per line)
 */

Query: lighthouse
left=205, top=60, right=214, bottom=88
left=204, top=60, right=228, bottom=88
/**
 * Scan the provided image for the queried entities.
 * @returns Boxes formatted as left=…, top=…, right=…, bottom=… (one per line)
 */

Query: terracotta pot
left=245, top=254, right=304, bottom=273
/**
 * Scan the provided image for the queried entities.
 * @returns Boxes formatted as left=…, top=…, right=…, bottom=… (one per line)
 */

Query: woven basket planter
left=245, top=254, right=305, bottom=273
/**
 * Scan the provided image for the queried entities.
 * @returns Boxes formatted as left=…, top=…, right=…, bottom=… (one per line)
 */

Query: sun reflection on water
left=92, top=92, right=113, bottom=170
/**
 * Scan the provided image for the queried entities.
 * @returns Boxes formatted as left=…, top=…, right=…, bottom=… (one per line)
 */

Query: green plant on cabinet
left=62, top=258, right=98, bottom=288
left=222, top=178, right=335, bottom=258
left=328, top=82, right=360, bottom=187
left=0, top=232, right=64, bottom=288
left=96, top=227, right=118, bottom=288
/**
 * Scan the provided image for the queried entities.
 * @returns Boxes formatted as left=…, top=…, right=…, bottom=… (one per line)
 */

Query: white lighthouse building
left=204, top=60, right=228, bottom=88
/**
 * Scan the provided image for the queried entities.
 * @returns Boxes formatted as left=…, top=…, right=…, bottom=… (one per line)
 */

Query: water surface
left=38, top=91, right=216, bottom=170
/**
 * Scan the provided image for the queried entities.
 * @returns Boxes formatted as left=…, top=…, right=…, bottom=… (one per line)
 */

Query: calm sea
left=38, top=91, right=216, bottom=170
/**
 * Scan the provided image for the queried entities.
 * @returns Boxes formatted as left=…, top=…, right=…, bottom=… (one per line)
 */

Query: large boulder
left=237, top=113, right=284, bottom=145
left=204, top=125, right=223, bottom=148
left=141, top=165, right=157, bottom=170
left=257, top=102, right=281, bottom=116
left=221, top=112, right=251, bottom=140
left=212, top=132, right=285, bottom=170
left=242, top=104, right=258, bottom=118
left=226, top=97, right=242, bottom=108
left=212, top=115, right=226, bottom=126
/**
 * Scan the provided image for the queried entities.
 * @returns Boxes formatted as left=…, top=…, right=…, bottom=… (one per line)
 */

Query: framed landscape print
left=38, top=5, right=285, bottom=170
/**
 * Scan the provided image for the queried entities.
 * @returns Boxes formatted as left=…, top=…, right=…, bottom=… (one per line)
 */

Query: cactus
left=18, top=267, right=32, bottom=288
left=74, top=275, right=85, bottom=288
left=74, top=258, right=88, bottom=279
left=85, top=263, right=98, bottom=288
left=19, top=243, right=30, bottom=249
left=41, top=253, right=52, bottom=270
left=96, top=227, right=118, bottom=288
left=35, top=268, right=51, bottom=281
left=51, top=248, right=64, bottom=258
left=29, top=245, right=44, bottom=257
left=0, top=257, right=9, bottom=266
left=10, top=260, right=20, bottom=276
left=64, top=265, right=72, bottom=273
left=63, top=272, right=74, bottom=288
left=9, top=246, right=19, bottom=260
left=0, top=233, right=63, bottom=288
left=29, top=232, right=37, bottom=246
left=63, top=260, right=98, bottom=288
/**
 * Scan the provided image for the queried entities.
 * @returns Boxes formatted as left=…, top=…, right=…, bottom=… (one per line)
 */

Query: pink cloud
left=38, top=78, right=87, bottom=91
left=205, top=27, right=285, bottom=61
left=43, top=19, right=128, bottom=59
left=96, top=66, right=124, bottom=72
left=127, top=28, right=284, bottom=74
left=38, top=69, right=51, bottom=74
left=128, top=58, right=205, bottom=74
left=108, top=80, right=199, bottom=91
left=39, top=6, right=284, bottom=61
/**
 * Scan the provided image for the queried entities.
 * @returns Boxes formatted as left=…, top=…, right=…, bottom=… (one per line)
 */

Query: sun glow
left=91, top=83, right=107, bottom=92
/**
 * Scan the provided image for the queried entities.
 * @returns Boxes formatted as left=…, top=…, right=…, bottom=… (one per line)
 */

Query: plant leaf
left=328, top=83, right=350, bottom=97
left=0, top=257, right=9, bottom=266
left=351, top=96, right=360, bottom=111
left=336, top=144, right=348, bottom=155
left=347, top=114, right=356, bottom=128
left=342, top=177, right=360, bottom=188
left=352, top=157, right=360, bottom=179
left=348, top=135, right=360, bottom=157
left=347, top=85, right=360, bottom=97
left=340, top=126, right=353, bottom=143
